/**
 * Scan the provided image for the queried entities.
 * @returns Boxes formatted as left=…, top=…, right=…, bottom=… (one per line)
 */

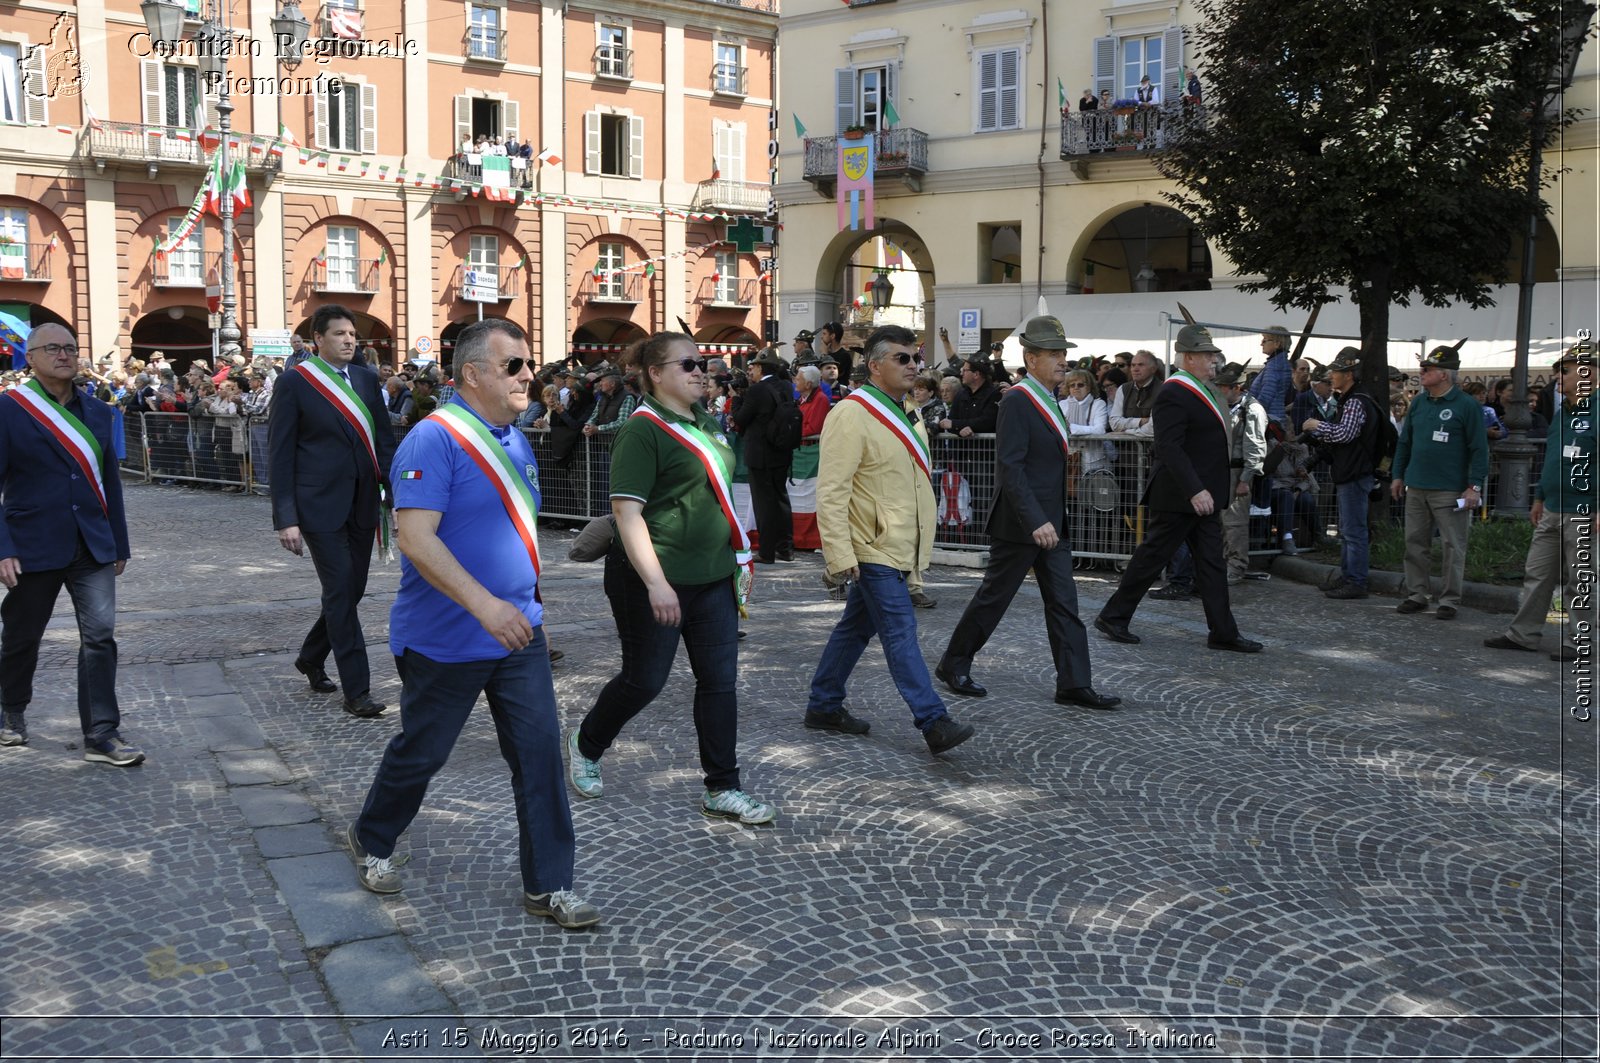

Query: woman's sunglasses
left=674, top=357, right=709, bottom=374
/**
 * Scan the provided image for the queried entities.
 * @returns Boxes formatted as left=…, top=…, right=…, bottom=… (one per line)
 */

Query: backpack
left=765, top=387, right=803, bottom=451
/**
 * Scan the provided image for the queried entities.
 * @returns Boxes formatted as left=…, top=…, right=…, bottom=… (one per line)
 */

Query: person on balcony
left=1135, top=74, right=1160, bottom=106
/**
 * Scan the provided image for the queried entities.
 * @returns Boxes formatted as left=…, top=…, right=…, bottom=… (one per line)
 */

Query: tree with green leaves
left=1159, top=0, right=1591, bottom=402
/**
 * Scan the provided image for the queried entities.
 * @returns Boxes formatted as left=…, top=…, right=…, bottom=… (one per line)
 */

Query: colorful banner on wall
left=837, top=133, right=874, bottom=232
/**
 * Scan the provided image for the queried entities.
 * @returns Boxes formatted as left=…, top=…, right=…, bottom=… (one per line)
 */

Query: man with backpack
left=731, top=348, right=800, bottom=563
left=1302, top=348, right=1388, bottom=600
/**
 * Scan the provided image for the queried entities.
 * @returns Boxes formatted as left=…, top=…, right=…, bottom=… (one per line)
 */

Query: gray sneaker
left=83, top=735, right=144, bottom=766
left=702, top=788, right=777, bottom=825
left=0, top=712, right=26, bottom=747
left=346, top=822, right=402, bottom=894
left=524, top=888, right=602, bottom=929
left=567, top=730, right=603, bottom=798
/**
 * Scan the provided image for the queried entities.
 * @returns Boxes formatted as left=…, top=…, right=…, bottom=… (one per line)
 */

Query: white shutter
left=1162, top=24, right=1184, bottom=101
left=627, top=114, right=644, bottom=179
left=1093, top=35, right=1116, bottom=99
left=584, top=111, right=600, bottom=174
left=202, top=87, right=219, bottom=129
left=730, top=122, right=745, bottom=179
left=454, top=94, right=472, bottom=144
left=999, top=48, right=1020, bottom=129
left=502, top=99, right=519, bottom=143
left=141, top=59, right=163, bottom=126
left=23, top=44, right=45, bottom=125
left=313, top=87, right=329, bottom=149
left=359, top=83, right=376, bottom=154
left=977, top=52, right=997, bottom=131
left=834, top=68, right=854, bottom=133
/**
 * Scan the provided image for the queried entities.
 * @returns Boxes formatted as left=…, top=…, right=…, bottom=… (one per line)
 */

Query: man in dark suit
left=935, top=316, right=1121, bottom=710
left=0, top=324, right=143, bottom=764
left=269, top=304, right=398, bottom=717
left=1094, top=325, right=1262, bottom=653
left=731, top=347, right=797, bottom=563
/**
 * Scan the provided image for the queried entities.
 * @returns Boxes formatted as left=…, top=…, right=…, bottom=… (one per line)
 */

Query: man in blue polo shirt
left=346, top=318, right=599, bottom=930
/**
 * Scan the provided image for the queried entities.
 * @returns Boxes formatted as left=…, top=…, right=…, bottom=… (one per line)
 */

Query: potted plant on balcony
left=843, top=124, right=868, bottom=140
left=1111, top=129, right=1144, bottom=151
left=877, top=150, right=907, bottom=166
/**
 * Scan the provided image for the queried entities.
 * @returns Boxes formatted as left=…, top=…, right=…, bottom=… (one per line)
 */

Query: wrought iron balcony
left=802, top=127, right=928, bottom=191
left=579, top=272, right=644, bottom=304
left=1060, top=101, right=1206, bottom=159
left=695, top=277, right=758, bottom=308
left=594, top=46, right=633, bottom=80
left=153, top=250, right=223, bottom=288
left=712, top=63, right=748, bottom=96
left=87, top=121, right=283, bottom=177
left=691, top=178, right=770, bottom=214
left=452, top=263, right=522, bottom=302
left=443, top=154, right=535, bottom=189
left=0, top=242, right=51, bottom=283
left=465, top=26, right=507, bottom=61
left=313, top=258, right=381, bottom=294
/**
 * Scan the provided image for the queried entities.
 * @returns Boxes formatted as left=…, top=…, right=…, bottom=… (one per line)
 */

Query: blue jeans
left=1336, top=476, right=1373, bottom=588
left=355, top=632, right=576, bottom=895
left=578, top=552, right=741, bottom=791
left=0, top=539, right=123, bottom=741
left=1167, top=543, right=1193, bottom=590
left=807, top=563, right=946, bottom=731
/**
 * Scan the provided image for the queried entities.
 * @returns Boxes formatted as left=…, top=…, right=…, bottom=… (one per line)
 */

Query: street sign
left=463, top=269, right=498, bottom=303
left=251, top=329, right=293, bottom=359
left=207, top=312, right=221, bottom=330
left=788, top=301, right=810, bottom=315
left=958, top=309, right=981, bottom=355
left=414, top=335, right=433, bottom=355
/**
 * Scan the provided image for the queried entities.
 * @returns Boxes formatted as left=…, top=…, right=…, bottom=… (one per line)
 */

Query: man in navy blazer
left=0, top=323, right=144, bottom=764
left=936, top=316, right=1121, bottom=710
left=268, top=305, right=397, bottom=717
left=1095, top=325, right=1262, bottom=653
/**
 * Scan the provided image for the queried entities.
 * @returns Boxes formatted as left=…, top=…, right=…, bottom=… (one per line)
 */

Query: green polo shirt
left=609, top=395, right=737, bottom=586
left=1392, top=385, right=1489, bottom=491
left=1536, top=396, right=1596, bottom=513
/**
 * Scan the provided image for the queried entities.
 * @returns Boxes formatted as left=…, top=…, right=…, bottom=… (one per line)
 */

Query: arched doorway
left=1502, top=216, right=1560, bottom=285
left=693, top=325, right=760, bottom=366
left=437, top=312, right=510, bottom=370
left=812, top=221, right=936, bottom=342
left=130, top=307, right=212, bottom=374
left=1075, top=204, right=1211, bottom=294
left=293, top=310, right=395, bottom=364
left=571, top=318, right=648, bottom=367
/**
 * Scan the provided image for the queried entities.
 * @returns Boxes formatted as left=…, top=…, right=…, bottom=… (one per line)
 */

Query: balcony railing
left=1060, top=101, right=1207, bottom=157
left=803, top=127, right=929, bottom=187
left=696, top=277, right=757, bottom=308
left=841, top=302, right=925, bottom=329
left=313, top=258, right=381, bottom=294
left=87, top=121, right=283, bottom=177
left=452, top=263, right=522, bottom=302
left=443, top=154, right=536, bottom=189
left=712, top=63, right=747, bottom=96
left=704, top=0, right=778, bottom=11
left=691, top=178, right=770, bottom=214
left=594, top=46, right=633, bottom=80
left=153, top=250, right=223, bottom=288
left=465, top=26, right=507, bottom=61
left=579, top=272, right=644, bottom=304
left=0, top=242, right=52, bottom=282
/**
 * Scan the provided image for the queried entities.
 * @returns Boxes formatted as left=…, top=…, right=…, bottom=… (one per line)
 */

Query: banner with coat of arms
left=837, top=133, right=875, bottom=232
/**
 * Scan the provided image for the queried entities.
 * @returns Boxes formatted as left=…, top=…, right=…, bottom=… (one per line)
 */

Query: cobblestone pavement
left=2, top=481, right=1596, bottom=1061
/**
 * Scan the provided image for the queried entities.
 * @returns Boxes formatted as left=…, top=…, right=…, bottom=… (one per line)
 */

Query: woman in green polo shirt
left=566, top=332, right=776, bottom=826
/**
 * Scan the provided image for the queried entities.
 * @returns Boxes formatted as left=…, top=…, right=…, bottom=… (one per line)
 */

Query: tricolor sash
left=1015, top=375, right=1073, bottom=455
left=430, top=404, right=541, bottom=577
left=1166, top=369, right=1228, bottom=431
left=7, top=379, right=108, bottom=513
left=630, top=404, right=752, bottom=564
left=844, top=384, right=930, bottom=479
left=295, top=357, right=381, bottom=477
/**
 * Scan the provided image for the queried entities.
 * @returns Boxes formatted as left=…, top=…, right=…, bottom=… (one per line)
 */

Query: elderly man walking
left=804, top=325, right=975, bottom=756
left=1390, top=343, right=1488, bottom=620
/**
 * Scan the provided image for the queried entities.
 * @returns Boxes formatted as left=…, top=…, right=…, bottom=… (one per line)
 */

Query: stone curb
left=1268, top=554, right=1523, bottom=613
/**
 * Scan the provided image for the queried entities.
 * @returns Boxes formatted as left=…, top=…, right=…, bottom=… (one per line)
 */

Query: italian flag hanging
left=481, top=155, right=513, bottom=202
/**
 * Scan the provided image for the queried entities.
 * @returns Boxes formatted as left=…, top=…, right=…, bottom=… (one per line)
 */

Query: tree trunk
left=1356, top=261, right=1394, bottom=410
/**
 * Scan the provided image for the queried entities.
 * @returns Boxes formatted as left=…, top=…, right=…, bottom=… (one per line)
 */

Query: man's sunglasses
left=495, top=357, right=530, bottom=375
left=888, top=352, right=924, bottom=366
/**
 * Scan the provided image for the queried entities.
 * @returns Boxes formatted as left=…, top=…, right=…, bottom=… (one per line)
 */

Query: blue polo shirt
left=388, top=398, right=543, bottom=662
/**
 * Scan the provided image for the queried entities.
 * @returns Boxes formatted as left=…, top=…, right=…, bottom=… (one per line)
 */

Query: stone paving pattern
left=1, top=481, right=1595, bottom=1061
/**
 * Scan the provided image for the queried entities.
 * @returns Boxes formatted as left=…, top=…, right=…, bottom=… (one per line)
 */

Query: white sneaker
left=567, top=730, right=603, bottom=798
left=702, top=788, right=777, bottom=825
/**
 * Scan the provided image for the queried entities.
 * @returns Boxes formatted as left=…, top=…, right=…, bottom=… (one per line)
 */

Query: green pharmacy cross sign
left=726, top=217, right=766, bottom=254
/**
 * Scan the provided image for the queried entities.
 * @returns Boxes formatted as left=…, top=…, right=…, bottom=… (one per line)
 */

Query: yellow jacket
left=816, top=395, right=935, bottom=576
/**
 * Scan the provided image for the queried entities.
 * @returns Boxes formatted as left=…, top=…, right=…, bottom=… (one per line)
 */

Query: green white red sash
left=430, top=404, right=541, bottom=577
left=295, top=356, right=381, bottom=477
left=7, top=378, right=107, bottom=513
left=1166, top=369, right=1228, bottom=430
left=630, top=403, right=751, bottom=564
left=845, top=384, right=930, bottom=479
left=1015, top=374, right=1072, bottom=455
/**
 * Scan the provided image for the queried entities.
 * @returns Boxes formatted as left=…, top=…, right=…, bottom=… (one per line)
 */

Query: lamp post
left=141, top=0, right=309, bottom=365
left=870, top=269, right=894, bottom=316
left=1497, top=3, right=1593, bottom=518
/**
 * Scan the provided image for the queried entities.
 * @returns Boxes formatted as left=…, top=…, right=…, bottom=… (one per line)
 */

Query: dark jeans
left=1167, top=543, right=1193, bottom=590
left=1272, top=487, right=1317, bottom=543
left=747, top=462, right=792, bottom=560
left=300, top=522, right=376, bottom=698
left=1336, top=476, right=1373, bottom=588
left=578, top=550, right=741, bottom=791
left=0, top=539, right=123, bottom=741
left=808, top=563, right=946, bottom=731
left=355, top=634, right=575, bottom=895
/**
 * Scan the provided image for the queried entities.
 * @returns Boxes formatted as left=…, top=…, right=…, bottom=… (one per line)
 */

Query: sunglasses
left=674, top=357, right=709, bottom=374
left=888, top=352, right=924, bottom=366
left=498, top=357, right=530, bottom=376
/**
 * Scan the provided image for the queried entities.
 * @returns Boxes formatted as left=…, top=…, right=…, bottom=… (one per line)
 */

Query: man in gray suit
left=935, top=316, right=1121, bottom=710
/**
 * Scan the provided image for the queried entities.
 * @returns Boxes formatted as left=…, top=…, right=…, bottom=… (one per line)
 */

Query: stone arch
left=1065, top=202, right=1212, bottom=294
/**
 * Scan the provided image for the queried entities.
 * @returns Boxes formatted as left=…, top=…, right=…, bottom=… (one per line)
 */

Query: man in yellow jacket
left=802, top=325, right=975, bottom=756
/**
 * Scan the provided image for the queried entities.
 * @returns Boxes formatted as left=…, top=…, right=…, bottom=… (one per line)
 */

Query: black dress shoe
left=923, top=715, right=975, bottom=755
left=1206, top=635, right=1263, bottom=654
left=342, top=693, right=387, bottom=718
left=1056, top=686, right=1122, bottom=710
left=804, top=709, right=871, bottom=734
left=295, top=658, right=337, bottom=693
left=1094, top=616, right=1140, bottom=644
left=934, top=664, right=987, bottom=697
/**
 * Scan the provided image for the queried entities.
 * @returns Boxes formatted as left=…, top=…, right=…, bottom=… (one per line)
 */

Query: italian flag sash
left=7, top=379, right=108, bottom=513
left=295, top=357, right=381, bottom=477
left=1015, top=374, right=1073, bottom=455
left=430, top=404, right=541, bottom=577
left=1167, top=369, right=1228, bottom=431
left=845, top=384, right=930, bottom=479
